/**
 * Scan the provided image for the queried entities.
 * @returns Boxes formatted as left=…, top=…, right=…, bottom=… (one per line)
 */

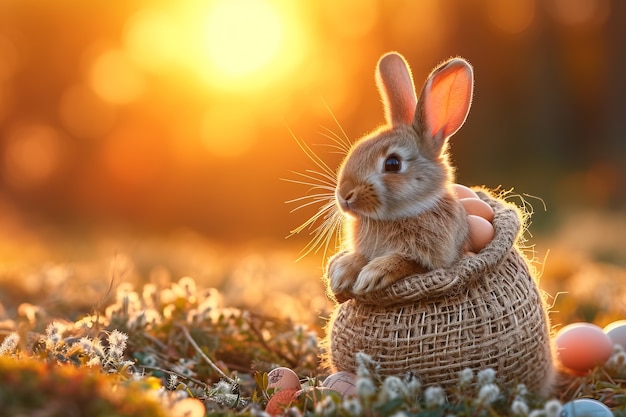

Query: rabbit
left=328, top=52, right=474, bottom=300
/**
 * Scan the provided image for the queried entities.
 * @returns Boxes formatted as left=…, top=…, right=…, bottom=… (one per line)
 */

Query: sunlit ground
left=1, top=202, right=626, bottom=337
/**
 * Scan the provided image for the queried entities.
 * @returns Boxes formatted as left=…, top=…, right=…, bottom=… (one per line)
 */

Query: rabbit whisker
left=288, top=128, right=336, bottom=179
left=291, top=204, right=343, bottom=261
left=302, top=169, right=338, bottom=188
left=314, top=142, right=351, bottom=156
left=285, top=102, right=351, bottom=261
left=281, top=173, right=335, bottom=192
left=290, top=200, right=337, bottom=233
left=316, top=130, right=351, bottom=155
left=283, top=169, right=337, bottom=189
left=287, top=196, right=334, bottom=214
left=286, top=193, right=334, bottom=205
left=298, top=211, right=341, bottom=259
left=320, top=99, right=353, bottom=151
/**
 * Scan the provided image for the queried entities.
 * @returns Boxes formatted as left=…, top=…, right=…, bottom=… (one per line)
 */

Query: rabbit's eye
left=384, top=156, right=401, bottom=172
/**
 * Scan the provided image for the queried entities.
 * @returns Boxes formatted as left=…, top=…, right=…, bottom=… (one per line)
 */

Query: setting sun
left=203, top=0, right=283, bottom=79
left=123, top=0, right=306, bottom=94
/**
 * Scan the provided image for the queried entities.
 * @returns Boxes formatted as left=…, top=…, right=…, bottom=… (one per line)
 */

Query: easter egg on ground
left=267, top=367, right=301, bottom=391
left=170, top=398, right=206, bottom=417
left=265, top=388, right=298, bottom=416
left=560, top=399, right=612, bottom=417
left=555, top=323, right=613, bottom=374
left=604, top=320, right=626, bottom=349
left=322, top=371, right=357, bottom=398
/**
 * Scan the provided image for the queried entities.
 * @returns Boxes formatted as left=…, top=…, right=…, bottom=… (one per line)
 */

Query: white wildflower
left=477, top=383, right=500, bottom=405
left=528, top=410, right=545, bottom=417
left=477, top=368, right=496, bottom=386
left=424, top=386, right=446, bottom=408
left=86, top=356, right=101, bottom=367
left=92, top=338, right=106, bottom=359
left=0, top=332, right=20, bottom=356
left=178, top=276, right=197, bottom=298
left=168, top=374, right=179, bottom=390
left=404, top=374, right=421, bottom=398
left=390, top=412, right=410, bottom=417
left=107, top=329, right=128, bottom=358
left=342, top=397, right=363, bottom=416
left=251, top=408, right=271, bottom=417
left=356, top=376, right=376, bottom=399
left=458, top=368, right=474, bottom=386
left=314, top=395, right=336, bottom=416
left=45, top=321, right=67, bottom=345
left=355, top=352, right=377, bottom=377
left=285, top=406, right=302, bottom=417
left=172, top=359, right=195, bottom=377
left=382, top=376, right=408, bottom=401
left=607, top=350, right=626, bottom=370
left=142, top=283, right=158, bottom=306
left=105, top=304, right=122, bottom=319
left=18, top=303, right=40, bottom=324
left=515, top=384, right=528, bottom=397
left=511, top=397, right=529, bottom=416
left=78, top=337, right=93, bottom=354
left=544, top=399, right=562, bottom=417
left=214, top=380, right=234, bottom=394
left=115, top=283, right=135, bottom=305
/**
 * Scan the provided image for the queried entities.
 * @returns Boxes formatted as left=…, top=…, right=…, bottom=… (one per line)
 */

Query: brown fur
left=327, top=53, right=474, bottom=299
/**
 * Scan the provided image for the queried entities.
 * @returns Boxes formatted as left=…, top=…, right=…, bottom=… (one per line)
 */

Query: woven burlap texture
left=327, top=190, right=554, bottom=394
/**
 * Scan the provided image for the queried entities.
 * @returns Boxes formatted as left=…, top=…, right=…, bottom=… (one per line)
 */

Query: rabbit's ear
left=376, top=52, right=418, bottom=126
left=414, top=58, right=473, bottom=153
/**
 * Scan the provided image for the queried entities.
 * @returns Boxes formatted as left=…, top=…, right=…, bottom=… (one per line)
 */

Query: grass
left=1, top=220, right=626, bottom=416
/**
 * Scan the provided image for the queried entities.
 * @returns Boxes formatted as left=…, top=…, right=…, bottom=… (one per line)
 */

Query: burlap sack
left=327, top=190, right=554, bottom=394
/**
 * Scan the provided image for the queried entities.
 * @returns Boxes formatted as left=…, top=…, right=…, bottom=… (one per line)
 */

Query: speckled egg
left=555, top=323, right=613, bottom=374
left=267, top=367, right=301, bottom=391
left=322, top=371, right=357, bottom=398
left=604, top=320, right=626, bottom=349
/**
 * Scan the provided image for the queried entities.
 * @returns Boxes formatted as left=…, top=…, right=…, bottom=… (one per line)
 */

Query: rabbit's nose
left=337, top=183, right=356, bottom=213
left=337, top=180, right=354, bottom=202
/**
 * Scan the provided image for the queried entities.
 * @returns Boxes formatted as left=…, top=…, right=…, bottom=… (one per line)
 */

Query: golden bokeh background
left=0, top=0, right=624, bottom=261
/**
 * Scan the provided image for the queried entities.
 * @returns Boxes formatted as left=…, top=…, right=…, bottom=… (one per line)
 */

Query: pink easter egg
left=555, top=323, right=613, bottom=374
left=467, top=214, right=495, bottom=253
left=452, top=184, right=479, bottom=199
left=461, top=198, right=495, bottom=222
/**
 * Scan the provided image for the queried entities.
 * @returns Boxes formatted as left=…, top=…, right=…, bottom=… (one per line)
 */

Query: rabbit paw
left=353, top=254, right=422, bottom=294
left=328, top=251, right=367, bottom=297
